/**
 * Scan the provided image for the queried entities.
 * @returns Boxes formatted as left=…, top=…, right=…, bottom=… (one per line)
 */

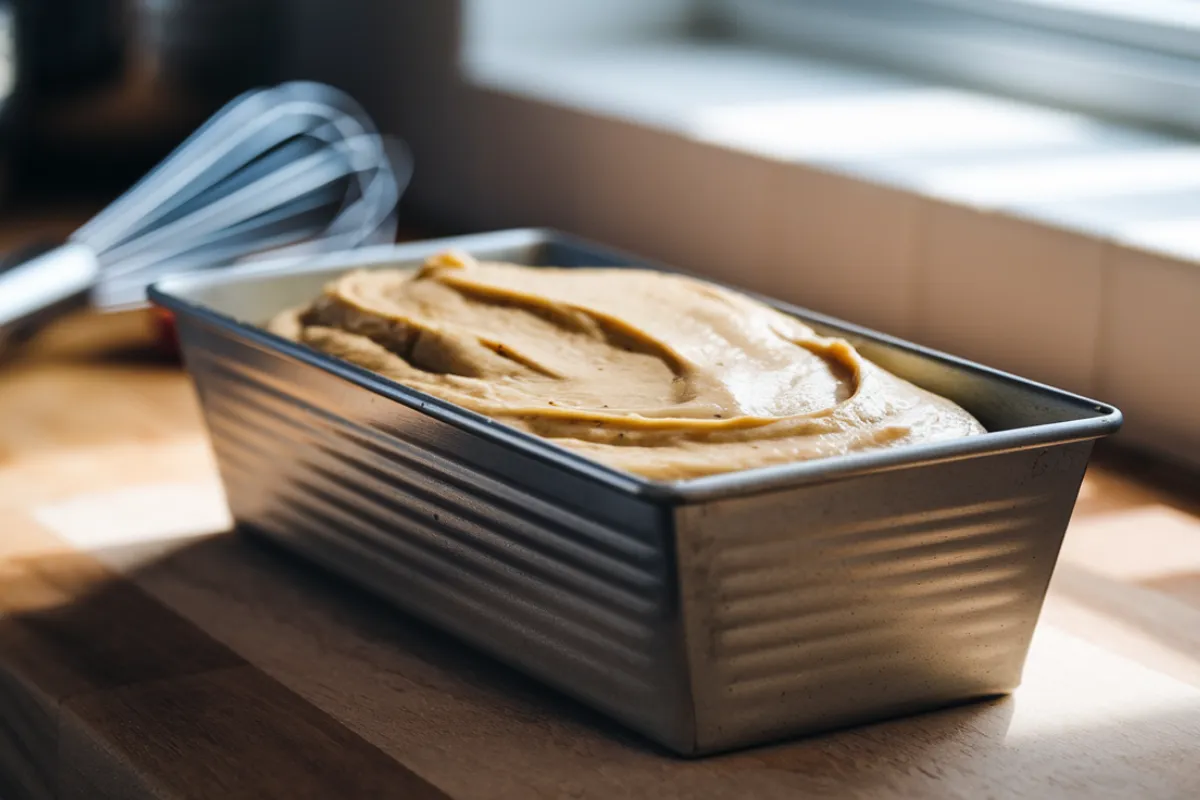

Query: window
left=715, top=0, right=1200, bottom=135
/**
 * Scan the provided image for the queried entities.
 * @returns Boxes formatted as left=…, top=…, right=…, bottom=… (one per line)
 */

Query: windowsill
left=467, top=37, right=1200, bottom=264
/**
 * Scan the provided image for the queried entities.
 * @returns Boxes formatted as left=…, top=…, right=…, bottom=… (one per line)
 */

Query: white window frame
left=716, top=0, right=1200, bottom=135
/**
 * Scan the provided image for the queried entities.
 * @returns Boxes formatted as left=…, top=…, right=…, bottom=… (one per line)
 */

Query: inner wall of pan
left=162, top=238, right=1102, bottom=436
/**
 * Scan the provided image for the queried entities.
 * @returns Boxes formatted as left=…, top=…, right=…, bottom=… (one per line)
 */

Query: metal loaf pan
left=151, top=229, right=1122, bottom=756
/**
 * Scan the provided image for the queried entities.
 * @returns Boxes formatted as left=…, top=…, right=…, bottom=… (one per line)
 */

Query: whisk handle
left=0, top=243, right=99, bottom=351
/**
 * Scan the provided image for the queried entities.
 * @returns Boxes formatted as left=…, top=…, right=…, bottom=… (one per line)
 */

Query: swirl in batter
left=267, top=251, right=984, bottom=480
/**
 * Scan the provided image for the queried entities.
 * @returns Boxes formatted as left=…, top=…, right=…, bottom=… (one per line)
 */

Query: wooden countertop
left=2, top=263, right=1200, bottom=798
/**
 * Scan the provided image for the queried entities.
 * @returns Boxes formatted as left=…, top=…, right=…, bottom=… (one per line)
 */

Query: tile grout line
left=1093, top=241, right=1118, bottom=405
left=905, top=195, right=937, bottom=345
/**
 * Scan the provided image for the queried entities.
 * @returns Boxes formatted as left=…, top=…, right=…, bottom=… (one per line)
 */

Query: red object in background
left=151, top=307, right=181, bottom=357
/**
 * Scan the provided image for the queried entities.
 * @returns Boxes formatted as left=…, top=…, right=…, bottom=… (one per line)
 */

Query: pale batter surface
left=267, top=252, right=985, bottom=480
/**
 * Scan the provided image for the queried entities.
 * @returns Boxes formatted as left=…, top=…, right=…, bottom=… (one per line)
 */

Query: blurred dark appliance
left=6, top=0, right=285, bottom=196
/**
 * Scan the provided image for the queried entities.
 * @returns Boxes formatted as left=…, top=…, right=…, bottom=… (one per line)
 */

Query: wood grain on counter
left=1, top=306, right=1199, bottom=799
left=60, top=666, right=450, bottom=800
